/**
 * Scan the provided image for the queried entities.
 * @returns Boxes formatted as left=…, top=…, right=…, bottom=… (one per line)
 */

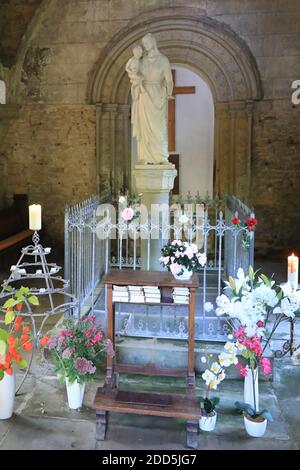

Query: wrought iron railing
left=64, top=194, right=255, bottom=341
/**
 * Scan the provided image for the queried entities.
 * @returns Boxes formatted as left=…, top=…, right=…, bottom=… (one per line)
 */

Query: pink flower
left=256, top=321, right=265, bottom=328
left=236, top=363, right=248, bottom=377
left=197, top=253, right=207, bottom=267
left=93, top=332, right=103, bottom=343
left=170, top=263, right=181, bottom=275
left=85, top=331, right=91, bottom=339
left=121, top=207, right=134, bottom=221
left=261, top=357, right=272, bottom=375
left=185, top=246, right=194, bottom=259
left=235, top=327, right=246, bottom=339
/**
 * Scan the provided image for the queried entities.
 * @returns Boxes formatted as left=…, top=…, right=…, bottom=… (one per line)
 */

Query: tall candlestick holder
left=0, top=230, right=77, bottom=394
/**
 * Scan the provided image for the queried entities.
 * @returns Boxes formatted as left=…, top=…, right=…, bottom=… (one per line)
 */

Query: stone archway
left=89, top=7, right=262, bottom=201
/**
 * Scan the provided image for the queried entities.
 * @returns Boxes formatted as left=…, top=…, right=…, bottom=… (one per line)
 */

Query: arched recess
left=89, top=7, right=262, bottom=201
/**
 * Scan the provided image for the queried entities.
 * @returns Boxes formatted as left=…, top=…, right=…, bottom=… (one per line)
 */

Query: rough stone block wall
left=1, top=104, right=97, bottom=245
left=0, top=0, right=299, bottom=257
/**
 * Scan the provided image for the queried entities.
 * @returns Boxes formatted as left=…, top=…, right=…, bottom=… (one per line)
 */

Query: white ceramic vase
left=244, top=415, right=267, bottom=437
left=66, top=379, right=85, bottom=409
left=0, top=371, right=16, bottom=420
left=173, top=267, right=193, bottom=281
left=244, top=366, right=259, bottom=411
left=199, top=411, right=217, bottom=432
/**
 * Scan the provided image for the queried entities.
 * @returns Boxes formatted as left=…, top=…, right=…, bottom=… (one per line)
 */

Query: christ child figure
left=125, top=45, right=145, bottom=101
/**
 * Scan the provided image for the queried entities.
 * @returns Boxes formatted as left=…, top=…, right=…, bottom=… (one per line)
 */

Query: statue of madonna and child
left=126, top=33, right=174, bottom=166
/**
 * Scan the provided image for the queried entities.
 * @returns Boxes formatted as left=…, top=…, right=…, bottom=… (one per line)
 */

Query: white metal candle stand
left=0, top=231, right=77, bottom=394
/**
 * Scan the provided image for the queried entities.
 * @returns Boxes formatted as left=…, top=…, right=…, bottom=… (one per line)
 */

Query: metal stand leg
left=186, top=419, right=198, bottom=449
left=96, top=410, right=107, bottom=441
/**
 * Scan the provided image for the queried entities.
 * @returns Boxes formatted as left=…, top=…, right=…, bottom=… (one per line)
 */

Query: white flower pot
left=66, top=379, right=85, bottom=409
left=199, top=411, right=217, bottom=431
left=0, top=371, right=16, bottom=420
left=244, top=415, right=267, bottom=437
left=173, top=267, right=193, bottom=280
left=244, top=366, right=259, bottom=411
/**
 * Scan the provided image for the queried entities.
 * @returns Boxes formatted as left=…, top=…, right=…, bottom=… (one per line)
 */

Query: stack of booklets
left=172, top=287, right=189, bottom=304
left=128, top=286, right=145, bottom=303
left=143, top=286, right=161, bottom=303
left=112, top=285, right=129, bottom=302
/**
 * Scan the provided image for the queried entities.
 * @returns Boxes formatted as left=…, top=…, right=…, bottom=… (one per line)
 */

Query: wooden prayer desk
left=93, top=269, right=200, bottom=449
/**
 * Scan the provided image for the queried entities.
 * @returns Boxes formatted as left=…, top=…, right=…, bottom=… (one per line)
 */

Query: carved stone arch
left=89, top=7, right=262, bottom=200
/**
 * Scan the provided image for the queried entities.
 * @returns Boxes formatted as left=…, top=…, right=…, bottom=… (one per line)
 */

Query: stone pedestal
left=133, top=164, right=177, bottom=270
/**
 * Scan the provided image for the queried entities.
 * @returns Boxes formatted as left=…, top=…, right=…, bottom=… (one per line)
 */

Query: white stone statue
left=126, top=33, right=173, bottom=165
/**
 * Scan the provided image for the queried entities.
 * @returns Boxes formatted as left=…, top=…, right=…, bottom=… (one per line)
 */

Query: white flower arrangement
left=200, top=346, right=238, bottom=416
left=206, top=266, right=300, bottom=419
left=160, top=240, right=207, bottom=276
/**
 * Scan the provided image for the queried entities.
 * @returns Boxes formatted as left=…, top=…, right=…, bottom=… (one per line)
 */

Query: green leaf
left=3, top=298, right=16, bottom=308
left=3, top=285, right=13, bottom=292
left=5, top=310, right=15, bottom=325
left=0, top=339, right=7, bottom=356
left=260, top=274, right=271, bottom=286
left=0, top=370, right=4, bottom=381
left=212, top=396, right=220, bottom=406
left=260, top=409, right=273, bottom=422
left=0, top=329, right=8, bottom=341
left=15, top=292, right=26, bottom=302
left=17, top=359, right=28, bottom=369
left=228, top=276, right=236, bottom=292
left=248, top=265, right=254, bottom=280
left=242, top=349, right=249, bottom=359
left=19, top=286, right=30, bottom=295
left=234, top=401, right=255, bottom=416
left=28, top=295, right=39, bottom=306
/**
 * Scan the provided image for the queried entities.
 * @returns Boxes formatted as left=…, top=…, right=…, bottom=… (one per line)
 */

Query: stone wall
left=0, top=0, right=300, bottom=257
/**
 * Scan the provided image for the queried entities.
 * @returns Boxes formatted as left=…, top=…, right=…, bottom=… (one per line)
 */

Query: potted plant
left=199, top=346, right=237, bottom=431
left=0, top=286, right=38, bottom=419
left=206, top=266, right=300, bottom=437
left=40, top=315, right=110, bottom=410
left=160, top=240, right=206, bottom=280
left=235, top=402, right=273, bottom=437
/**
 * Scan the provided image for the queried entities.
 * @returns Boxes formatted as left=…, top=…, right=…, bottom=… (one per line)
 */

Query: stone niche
left=89, top=7, right=262, bottom=203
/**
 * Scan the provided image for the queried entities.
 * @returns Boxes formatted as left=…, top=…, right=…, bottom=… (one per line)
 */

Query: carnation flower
left=46, top=337, right=58, bottom=350
left=75, top=357, right=96, bottom=375
left=62, top=348, right=72, bottom=359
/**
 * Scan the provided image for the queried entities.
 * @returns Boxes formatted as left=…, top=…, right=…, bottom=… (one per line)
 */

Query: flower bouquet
left=231, top=212, right=257, bottom=249
left=207, top=266, right=300, bottom=437
left=41, top=315, right=110, bottom=409
left=0, top=286, right=38, bottom=419
left=160, top=240, right=207, bottom=280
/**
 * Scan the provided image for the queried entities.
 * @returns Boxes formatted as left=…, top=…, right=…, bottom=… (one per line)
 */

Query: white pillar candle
left=29, top=204, right=42, bottom=231
left=288, top=253, right=299, bottom=290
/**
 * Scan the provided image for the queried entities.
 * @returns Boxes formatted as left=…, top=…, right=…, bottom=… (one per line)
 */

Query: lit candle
left=288, top=253, right=299, bottom=290
left=29, top=204, right=42, bottom=231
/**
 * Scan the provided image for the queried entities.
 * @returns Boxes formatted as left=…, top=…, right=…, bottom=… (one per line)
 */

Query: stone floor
left=0, top=257, right=299, bottom=450
left=0, top=353, right=299, bottom=450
